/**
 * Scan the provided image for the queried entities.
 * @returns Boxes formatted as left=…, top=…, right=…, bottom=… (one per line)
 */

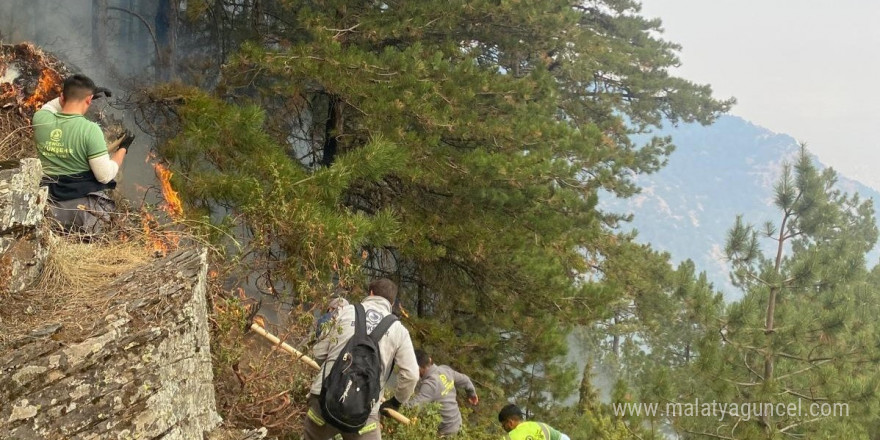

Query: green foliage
left=642, top=147, right=880, bottom=438
left=155, top=84, right=406, bottom=298
left=380, top=404, right=500, bottom=440
left=209, top=293, right=248, bottom=377
left=154, top=0, right=732, bottom=430
left=547, top=364, right=655, bottom=439
left=383, top=403, right=445, bottom=439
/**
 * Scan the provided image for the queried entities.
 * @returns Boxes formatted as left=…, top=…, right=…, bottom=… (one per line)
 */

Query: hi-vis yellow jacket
left=505, top=421, right=570, bottom=440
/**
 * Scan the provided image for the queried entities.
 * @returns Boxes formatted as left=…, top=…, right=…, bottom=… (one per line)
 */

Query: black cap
left=93, top=86, right=112, bottom=99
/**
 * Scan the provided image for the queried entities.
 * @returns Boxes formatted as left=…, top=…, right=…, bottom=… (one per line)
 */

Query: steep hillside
left=606, top=115, right=880, bottom=299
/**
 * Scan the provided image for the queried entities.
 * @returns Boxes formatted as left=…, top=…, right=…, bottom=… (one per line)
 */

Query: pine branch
left=722, top=378, right=761, bottom=387
left=779, top=416, right=824, bottom=434
left=740, top=270, right=771, bottom=287
left=624, top=423, right=646, bottom=440
left=742, top=353, right=765, bottom=382
left=781, top=388, right=827, bottom=402
left=776, top=352, right=836, bottom=362
left=774, top=360, right=832, bottom=381
left=682, top=429, right=737, bottom=440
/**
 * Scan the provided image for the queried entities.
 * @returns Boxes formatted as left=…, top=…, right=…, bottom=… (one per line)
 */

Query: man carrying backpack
left=404, top=349, right=479, bottom=436
left=303, top=278, right=419, bottom=439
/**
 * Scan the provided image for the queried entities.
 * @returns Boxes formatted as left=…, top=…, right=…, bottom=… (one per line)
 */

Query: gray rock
left=0, top=158, right=49, bottom=294
left=0, top=248, right=222, bottom=439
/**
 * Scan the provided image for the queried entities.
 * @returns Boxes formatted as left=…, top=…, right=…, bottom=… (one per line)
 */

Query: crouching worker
left=498, top=404, right=570, bottom=440
left=404, top=349, right=479, bottom=437
left=33, top=74, right=133, bottom=235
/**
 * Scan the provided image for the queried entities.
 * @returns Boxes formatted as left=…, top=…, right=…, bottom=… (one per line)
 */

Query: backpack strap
left=368, top=312, right=398, bottom=344
left=319, top=304, right=368, bottom=381
left=368, top=311, right=398, bottom=383
left=354, top=303, right=367, bottom=336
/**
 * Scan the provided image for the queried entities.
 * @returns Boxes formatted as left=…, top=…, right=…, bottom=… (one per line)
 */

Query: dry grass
left=0, top=232, right=153, bottom=345
left=0, top=110, right=35, bottom=160
left=210, top=287, right=317, bottom=437
left=38, top=234, right=150, bottom=292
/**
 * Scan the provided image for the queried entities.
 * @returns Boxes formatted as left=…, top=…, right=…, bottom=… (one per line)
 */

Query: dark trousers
left=46, top=192, right=115, bottom=235
left=302, top=394, right=381, bottom=440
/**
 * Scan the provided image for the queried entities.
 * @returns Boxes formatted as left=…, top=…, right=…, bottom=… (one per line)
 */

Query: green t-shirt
left=33, top=109, right=108, bottom=177
left=506, top=421, right=565, bottom=440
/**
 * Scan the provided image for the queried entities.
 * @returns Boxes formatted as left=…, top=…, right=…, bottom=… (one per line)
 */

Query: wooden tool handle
left=250, top=322, right=321, bottom=371
left=250, top=323, right=412, bottom=425
left=383, top=408, right=411, bottom=425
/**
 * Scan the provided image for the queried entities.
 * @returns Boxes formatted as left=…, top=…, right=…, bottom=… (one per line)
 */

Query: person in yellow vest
left=498, top=404, right=570, bottom=440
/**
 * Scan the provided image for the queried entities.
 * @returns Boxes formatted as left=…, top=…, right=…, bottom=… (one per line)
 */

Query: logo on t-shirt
left=365, top=308, right=383, bottom=333
left=350, top=308, right=385, bottom=333
left=50, top=128, right=62, bottom=142
left=439, top=374, right=455, bottom=396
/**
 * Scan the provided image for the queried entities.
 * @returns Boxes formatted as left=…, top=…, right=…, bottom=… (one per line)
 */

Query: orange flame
left=24, top=67, right=62, bottom=110
left=141, top=164, right=184, bottom=258
left=141, top=211, right=165, bottom=256
left=154, top=163, right=184, bottom=219
left=141, top=210, right=181, bottom=257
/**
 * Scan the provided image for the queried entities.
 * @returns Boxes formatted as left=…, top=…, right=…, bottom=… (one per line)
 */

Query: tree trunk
left=611, top=315, right=620, bottom=357
left=417, top=280, right=426, bottom=318
left=92, top=0, right=109, bottom=61
left=761, top=211, right=789, bottom=433
left=125, top=0, right=135, bottom=44
left=321, top=95, right=342, bottom=166
left=155, top=0, right=178, bottom=80
left=213, top=0, right=225, bottom=69
left=251, top=0, right=262, bottom=36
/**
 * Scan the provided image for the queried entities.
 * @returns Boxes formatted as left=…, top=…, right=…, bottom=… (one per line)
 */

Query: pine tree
left=151, top=0, right=733, bottom=416
left=661, top=147, right=880, bottom=438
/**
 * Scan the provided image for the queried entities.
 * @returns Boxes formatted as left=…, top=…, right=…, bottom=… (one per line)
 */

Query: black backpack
left=319, top=303, right=398, bottom=432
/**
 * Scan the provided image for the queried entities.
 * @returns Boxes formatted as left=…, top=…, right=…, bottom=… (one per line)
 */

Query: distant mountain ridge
left=605, top=115, right=880, bottom=299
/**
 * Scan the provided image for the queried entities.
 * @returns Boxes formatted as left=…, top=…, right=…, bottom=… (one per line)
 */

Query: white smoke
left=1, top=63, right=19, bottom=83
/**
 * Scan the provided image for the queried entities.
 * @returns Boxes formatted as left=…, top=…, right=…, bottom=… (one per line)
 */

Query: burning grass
left=0, top=43, right=66, bottom=110
left=155, top=162, right=184, bottom=219
left=0, top=196, right=203, bottom=346
left=0, top=42, right=68, bottom=160
left=0, top=159, right=190, bottom=346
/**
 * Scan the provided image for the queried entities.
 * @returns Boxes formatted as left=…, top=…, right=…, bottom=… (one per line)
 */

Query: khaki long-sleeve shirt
left=405, top=364, right=477, bottom=435
left=309, top=296, right=419, bottom=414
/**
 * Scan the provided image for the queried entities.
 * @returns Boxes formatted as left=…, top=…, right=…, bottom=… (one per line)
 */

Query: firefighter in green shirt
left=33, top=74, right=132, bottom=233
left=498, top=404, right=570, bottom=440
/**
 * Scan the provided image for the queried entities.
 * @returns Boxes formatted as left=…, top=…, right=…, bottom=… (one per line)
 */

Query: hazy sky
left=640, top=1, right=880, bottom=190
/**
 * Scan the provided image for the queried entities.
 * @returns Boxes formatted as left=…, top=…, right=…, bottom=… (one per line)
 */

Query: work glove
left=379, top=396, right=402, bottom=415
left=117, top=130, right=135, bottom=152
left=93, top=87, right=112, bottom=99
